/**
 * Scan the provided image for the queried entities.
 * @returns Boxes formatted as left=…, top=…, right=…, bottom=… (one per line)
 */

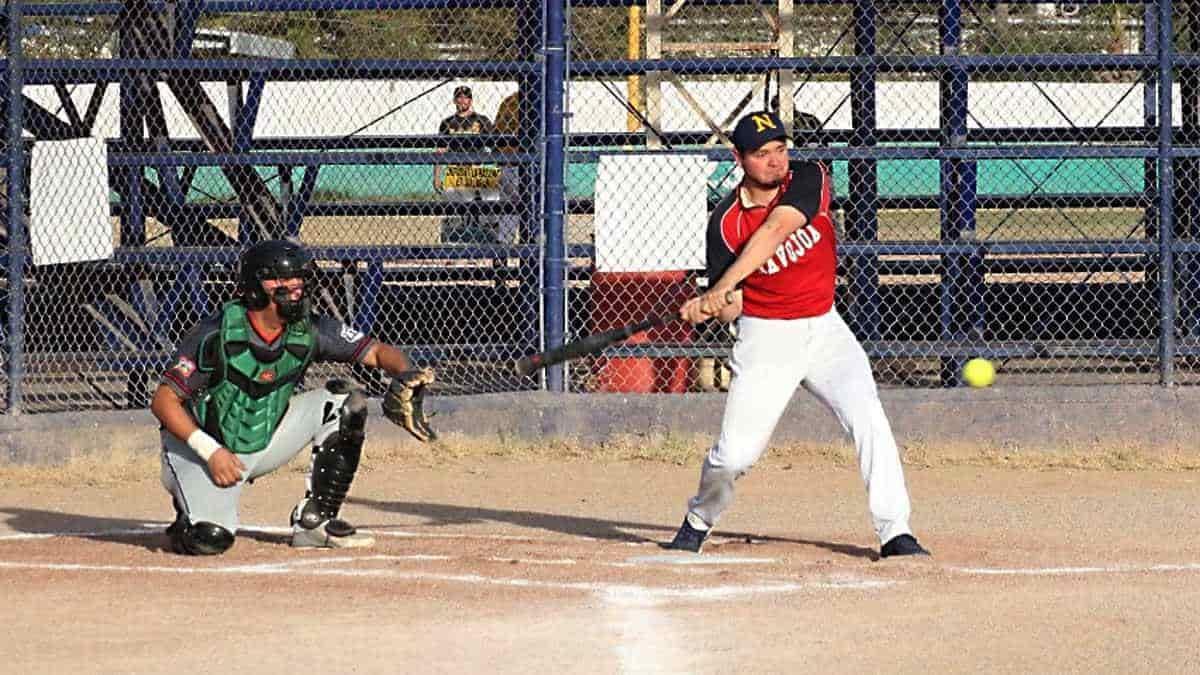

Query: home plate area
left=0, top=524, right=931, bottom=602
left=8, top=519, right=1200, bottom=610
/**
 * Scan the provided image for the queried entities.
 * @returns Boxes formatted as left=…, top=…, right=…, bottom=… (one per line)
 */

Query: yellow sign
left=443, top=165, right=501, bottom=190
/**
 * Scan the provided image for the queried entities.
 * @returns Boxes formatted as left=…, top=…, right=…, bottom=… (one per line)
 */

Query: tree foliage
left=13, top=3, right=1154, bottom=65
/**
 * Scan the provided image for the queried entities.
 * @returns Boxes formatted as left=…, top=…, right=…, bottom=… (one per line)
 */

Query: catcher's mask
left=238, top=239, right=317, bottom=321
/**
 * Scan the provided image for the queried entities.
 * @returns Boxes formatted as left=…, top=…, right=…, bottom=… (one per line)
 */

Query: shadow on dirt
left=348, top=497, right=879, bottom=560
left=0, top=507, right=289, bottom=552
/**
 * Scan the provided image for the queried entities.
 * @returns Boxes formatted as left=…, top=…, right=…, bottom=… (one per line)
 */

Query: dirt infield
left=2, top=453, right=1199, bottom=674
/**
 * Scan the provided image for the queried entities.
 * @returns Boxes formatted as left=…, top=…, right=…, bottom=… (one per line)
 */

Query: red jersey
left=705, top=161, right=837, bottom=319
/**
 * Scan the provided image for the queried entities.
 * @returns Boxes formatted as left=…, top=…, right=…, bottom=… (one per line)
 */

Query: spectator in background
left=770, top=93, right=824, bottom=144
left=493, top=90, right=522, bottom=245
left=434, top=85, right=499, bottom=243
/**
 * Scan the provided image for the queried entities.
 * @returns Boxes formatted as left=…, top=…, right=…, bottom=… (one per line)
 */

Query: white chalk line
left=486, top=557, right=578, bottom=566
left=0, top=557, right=885, bottom=602
left=228, top=526, right=584, bottom=543
left=7, top=525, right=1200, bottom=581
left=374, top=529, right=598, bottom=542
left=0, top=527, right=160, bottom=542
left=0, top=524, right=613, bottom=545
left=619, top=554, right=778, bottom=566
left=0, top=524, right=782, bottom=571
left=951, top=562, right=1200, bottom=576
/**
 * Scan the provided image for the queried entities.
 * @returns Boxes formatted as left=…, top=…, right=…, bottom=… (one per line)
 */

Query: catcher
left=151, top=239, right=436, bottom=555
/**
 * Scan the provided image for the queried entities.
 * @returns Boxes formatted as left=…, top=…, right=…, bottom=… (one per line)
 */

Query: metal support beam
left=937, top=0, right=982, bottom=387
left=5, top=0, right=27, bottom=414
left=1176, top=2, right=1200, bottom=338
left=542, top=0, right=568, bottom=392
left=776, top=0, right=794, bottom=127
left=644, top=0, right=663, bottom=149
left=849, top=0, right=880, bottom=343
left=1157, top=0, right=1176, bottom=385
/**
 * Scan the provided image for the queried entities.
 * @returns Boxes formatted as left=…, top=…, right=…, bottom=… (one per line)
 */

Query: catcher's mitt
left=382, top=368, right=437, bottom=442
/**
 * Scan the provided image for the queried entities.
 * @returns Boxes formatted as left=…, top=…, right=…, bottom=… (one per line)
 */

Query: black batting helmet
left=238, top=239, right=317, bottom=312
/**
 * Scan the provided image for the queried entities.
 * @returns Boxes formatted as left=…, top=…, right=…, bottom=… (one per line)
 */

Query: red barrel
left=589, top=270, right=694, bottom=393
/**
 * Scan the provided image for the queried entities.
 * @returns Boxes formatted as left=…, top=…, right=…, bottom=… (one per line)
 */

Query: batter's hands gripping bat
left=514, top=312, right=679, bottom=376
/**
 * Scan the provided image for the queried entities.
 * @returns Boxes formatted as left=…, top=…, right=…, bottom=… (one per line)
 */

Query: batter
left=668, top=111, right=930, bottom=559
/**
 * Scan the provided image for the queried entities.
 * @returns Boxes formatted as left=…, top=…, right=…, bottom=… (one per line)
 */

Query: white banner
left=30, top=137, right=113, bottom=266
left=594, top=154, right=709, bottom=273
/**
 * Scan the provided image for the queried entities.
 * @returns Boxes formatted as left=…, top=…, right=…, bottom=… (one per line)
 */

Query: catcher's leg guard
left=291, top=388, right=374, bottom=548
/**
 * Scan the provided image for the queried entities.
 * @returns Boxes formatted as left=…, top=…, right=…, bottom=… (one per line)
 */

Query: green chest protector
left=192, top=302, right=316, bottom=454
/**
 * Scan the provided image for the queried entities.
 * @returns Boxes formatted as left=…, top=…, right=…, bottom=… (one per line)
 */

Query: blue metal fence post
left=937, top=0, right=980, bottom=386
left=172, top=0, right=203, bottom=59
left=1143, top=3, right=1160, bottom=292
left=542, top=0, right=568, bottom=392
left=117, top=3, right=146, bottom=248
left=5, top=0, right=26, bottom=414
left=848, top=0, right=880, bottom=342
left=1158, top=0, right=1177, bottom=385
left=229, top=79, right=250, bottom=243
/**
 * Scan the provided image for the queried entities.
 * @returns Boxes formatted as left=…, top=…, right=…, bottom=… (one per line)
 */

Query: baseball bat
left=514, top=311, right=679, bottom=376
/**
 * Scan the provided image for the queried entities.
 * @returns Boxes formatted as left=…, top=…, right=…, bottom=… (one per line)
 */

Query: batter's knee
left=706, top=445, right=756, bottom=476
left=170, top=521, right=235, bottom=556
left=841, top=399, right=892, bottom=436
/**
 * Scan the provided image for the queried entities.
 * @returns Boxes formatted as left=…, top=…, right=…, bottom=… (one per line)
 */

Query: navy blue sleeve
left=312, top=315, right=375, bottom=364
left=778, top=160, right=830, bottom=222
left=159, top=313, right=221, bottom=400
left=705, top=193, right=738, bottom=287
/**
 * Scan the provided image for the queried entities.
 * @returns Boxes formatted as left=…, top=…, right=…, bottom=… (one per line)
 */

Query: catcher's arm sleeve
left=150, top=384, right=219, bottom=459
left=361, top=341, right=414, bottom=376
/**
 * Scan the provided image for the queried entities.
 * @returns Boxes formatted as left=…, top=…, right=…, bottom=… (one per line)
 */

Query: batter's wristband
left=186, top=429, right=222, bottom=463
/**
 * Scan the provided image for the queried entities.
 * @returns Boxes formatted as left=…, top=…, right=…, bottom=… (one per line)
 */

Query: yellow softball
left=962, top=358, right=996, bottom=388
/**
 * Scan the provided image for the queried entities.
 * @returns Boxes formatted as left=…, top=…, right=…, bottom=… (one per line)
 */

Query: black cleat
left=880, top=534, right=931, bottom=558
left=662, top=517, right=710, bottom=553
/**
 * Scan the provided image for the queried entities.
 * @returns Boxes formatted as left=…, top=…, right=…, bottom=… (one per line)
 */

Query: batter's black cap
left=453, top=85, right=473, bottom=98
left=731, top=111, right=789, bottom=153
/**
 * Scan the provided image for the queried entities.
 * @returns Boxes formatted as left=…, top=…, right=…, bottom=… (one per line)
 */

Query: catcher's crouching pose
left=152, top=239, right=436, bottom=556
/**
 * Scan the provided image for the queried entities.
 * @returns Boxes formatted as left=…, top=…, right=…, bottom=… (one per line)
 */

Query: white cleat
left=291, top=517, right=375, bottom=549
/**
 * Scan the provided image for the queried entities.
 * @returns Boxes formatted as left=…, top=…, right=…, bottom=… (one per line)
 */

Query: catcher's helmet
left=238, top=239, right=316, bottom=316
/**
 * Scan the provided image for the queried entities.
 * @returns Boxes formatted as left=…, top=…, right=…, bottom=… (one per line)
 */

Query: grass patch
left=0, top=449, right=160, bottom=488
left=4, top=436, right=1198, bottom=488
left=360, top=430, right=713, bottom=468
left=898, top=439, right=1200, bottom=471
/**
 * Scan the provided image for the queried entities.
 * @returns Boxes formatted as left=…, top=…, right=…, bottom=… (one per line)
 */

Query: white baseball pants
left=685, top=308, right=914, bottom=544
left=160, top=386, right=350, bottom=533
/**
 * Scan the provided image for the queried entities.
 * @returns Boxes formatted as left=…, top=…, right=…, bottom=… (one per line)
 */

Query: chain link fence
left=566, top=0, right=1192, bottom=392
left=1, top=1, right=1198, bottom=414
left=2, top=0, right=545, bottom=412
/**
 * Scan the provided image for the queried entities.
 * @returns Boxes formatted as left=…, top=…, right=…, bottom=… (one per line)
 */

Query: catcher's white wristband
left=186, top=429, right=222, bottom=462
